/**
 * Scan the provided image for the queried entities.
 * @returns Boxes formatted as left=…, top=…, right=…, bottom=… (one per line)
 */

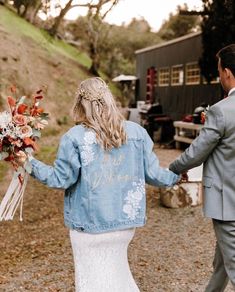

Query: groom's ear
left=228, top=68, right=235, bottom=79
left=225, top=68, right=234, bottom=79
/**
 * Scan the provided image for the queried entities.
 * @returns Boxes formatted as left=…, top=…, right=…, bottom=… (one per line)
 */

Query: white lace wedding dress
left=70, top=228, right=140, bottom=292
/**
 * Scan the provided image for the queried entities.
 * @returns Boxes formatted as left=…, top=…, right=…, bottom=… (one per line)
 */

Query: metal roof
left=135, top=31, right=201, bottom=55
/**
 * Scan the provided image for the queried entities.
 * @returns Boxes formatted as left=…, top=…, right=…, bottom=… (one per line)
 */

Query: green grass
left=42, top=127, right=61, bottom=138
left=0, top=163, right=9, bottom=182
left=0, top=6, right=91, bottom=68
left=35, top=145, right=57, bottom=164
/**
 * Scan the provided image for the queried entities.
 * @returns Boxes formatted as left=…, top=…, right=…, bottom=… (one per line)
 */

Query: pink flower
left=13, top=114, right=27, bottom=126
left=18, top=125, right=33, bottom=138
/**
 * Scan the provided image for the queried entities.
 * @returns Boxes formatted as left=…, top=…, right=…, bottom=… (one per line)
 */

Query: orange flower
left=201, top=112, right=206, bottom=124
left=17, top=104, right=28, bottom=114
left=7, top=96, right=16, bottom=108
left=34, top=95, right=43, bottom=99
left=30, top=107, right=44, bottom=116
left=23, top=137, right=39, bottom=151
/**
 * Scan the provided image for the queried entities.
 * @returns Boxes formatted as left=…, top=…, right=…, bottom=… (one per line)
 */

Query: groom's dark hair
left=217, top=44, right=235, bottom=77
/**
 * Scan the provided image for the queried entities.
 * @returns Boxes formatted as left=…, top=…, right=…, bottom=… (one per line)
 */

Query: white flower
left=0, top=111, right=11, bottom=128
left=81, top=145, right=95, bottom=166
left=123, top=179, right=145, bottom=220
left=17, top=125, right=33, bottom=138
left=84, top=131, right=96, bottom=145
left=80, top=131, right=96, bottom=166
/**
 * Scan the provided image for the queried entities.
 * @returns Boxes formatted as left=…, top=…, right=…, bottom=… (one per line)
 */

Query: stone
left=160, top=182, right=202, bottom=208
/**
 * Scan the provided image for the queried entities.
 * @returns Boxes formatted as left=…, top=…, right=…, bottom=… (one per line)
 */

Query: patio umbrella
left=112, top=74, right=138, bottom=82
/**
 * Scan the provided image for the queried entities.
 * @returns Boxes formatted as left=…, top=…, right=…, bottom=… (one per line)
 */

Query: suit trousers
left=205, top=219, right=235, bottom=292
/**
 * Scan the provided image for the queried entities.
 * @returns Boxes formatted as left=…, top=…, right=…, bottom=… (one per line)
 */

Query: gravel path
left=0, top=148, right=234, bottom=292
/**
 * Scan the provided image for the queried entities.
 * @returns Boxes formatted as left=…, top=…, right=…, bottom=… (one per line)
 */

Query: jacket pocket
left=203, top=176, right=213, bottom=188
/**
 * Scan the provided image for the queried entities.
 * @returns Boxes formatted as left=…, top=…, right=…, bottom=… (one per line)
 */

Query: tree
left=48, top=0, right=73, bottom=36
left=158, top=4, right=201, bottom=40
left=47, top=0, right=119, bottom=38
left=13, top=0, right=42, bottom=23
left=65, top=17, right=161, bottom=78
left=199, top=0, right=235, bottom=83
left=76, top=0, right=119, bottom=75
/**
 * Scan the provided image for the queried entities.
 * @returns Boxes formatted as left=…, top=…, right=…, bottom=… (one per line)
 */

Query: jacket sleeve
left=169, top=105, right=225, bottom=174
left=143, top=129, right=180, bottom=187
left=30, top=133, right=81, bottom=189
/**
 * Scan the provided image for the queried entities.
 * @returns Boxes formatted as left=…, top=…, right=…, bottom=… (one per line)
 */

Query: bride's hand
left=15, top=151, right=27, bottom=166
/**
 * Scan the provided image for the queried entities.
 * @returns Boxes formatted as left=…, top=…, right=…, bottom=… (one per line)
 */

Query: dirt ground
left=0, top=147, right=234, bottom=292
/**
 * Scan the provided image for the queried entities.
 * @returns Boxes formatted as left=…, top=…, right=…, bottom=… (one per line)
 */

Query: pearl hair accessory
left=77, top=85, right=108, bottom=104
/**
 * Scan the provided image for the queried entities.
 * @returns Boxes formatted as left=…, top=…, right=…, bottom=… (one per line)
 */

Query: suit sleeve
left=30, top=133, right=81, bottom=189
left=143, top=129, right=180, bottom=187
left=169, top=105, right=225, bottom=174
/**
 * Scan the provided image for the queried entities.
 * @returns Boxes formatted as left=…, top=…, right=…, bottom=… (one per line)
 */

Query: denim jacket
left=30, top=121, right=179, bottom=233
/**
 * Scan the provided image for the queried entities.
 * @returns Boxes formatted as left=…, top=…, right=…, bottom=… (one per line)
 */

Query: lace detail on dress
left=123, top=180, right=145, bottom=220
left=80, top=131, right=97, bottom=166
left=70, top=229, right=139, bottom=292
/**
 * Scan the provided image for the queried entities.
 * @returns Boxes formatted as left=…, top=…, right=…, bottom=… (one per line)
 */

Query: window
left=159, top=67, right=170, bottom=86
left=171, top=65, right=184, bottom=86
left=202, top=76, right=220, bottom=84
left=186, top=62, right=200, bottom=85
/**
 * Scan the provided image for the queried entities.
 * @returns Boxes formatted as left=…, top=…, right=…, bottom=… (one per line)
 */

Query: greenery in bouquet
left=0, top=86, right=49, bottom=176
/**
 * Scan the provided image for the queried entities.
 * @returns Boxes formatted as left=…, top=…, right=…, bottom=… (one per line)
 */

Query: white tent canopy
left=112, top=74, right=138, bottom=82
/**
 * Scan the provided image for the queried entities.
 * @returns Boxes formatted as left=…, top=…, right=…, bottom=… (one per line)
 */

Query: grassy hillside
left=0, top=6, right=96, bottom=175
left=0, top=5, right=93, bottom=122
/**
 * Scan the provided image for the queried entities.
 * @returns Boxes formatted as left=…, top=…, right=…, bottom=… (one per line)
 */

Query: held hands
left=178, top=172, right=189, bottom=184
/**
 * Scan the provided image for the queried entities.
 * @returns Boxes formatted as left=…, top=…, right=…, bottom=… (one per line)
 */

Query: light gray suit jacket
left=169, top=91, right=235, bottom=220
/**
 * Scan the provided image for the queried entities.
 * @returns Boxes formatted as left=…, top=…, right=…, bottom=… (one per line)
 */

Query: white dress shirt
left=228, top=87, right=235, bottom=96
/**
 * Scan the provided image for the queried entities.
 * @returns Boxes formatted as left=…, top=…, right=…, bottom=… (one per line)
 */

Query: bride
left=20, top=77, right=179, bottom=291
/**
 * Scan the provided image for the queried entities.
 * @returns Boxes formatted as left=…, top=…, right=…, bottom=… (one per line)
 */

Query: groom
left=169, top=44, right=235, bottom=291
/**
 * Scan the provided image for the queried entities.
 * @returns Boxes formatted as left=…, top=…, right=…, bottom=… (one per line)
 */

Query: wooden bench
left=173, top=121, right=203, bottom=149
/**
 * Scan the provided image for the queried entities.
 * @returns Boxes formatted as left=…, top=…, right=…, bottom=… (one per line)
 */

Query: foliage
left=199, top=0, right=235, bottom=83
left=158, top=4, right=201, bottom=40
left=65, top=17, right=162, bottom=78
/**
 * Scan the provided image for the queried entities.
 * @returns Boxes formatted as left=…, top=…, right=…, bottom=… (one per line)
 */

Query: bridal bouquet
left=0, top=87, right=49, bottom=221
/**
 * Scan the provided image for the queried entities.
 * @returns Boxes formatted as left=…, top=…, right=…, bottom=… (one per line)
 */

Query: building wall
left=135, top=33, right=222, bottom=120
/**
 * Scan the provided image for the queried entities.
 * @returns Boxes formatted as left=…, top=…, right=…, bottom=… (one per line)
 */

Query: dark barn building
left=135, top=32, right=223, bottom=121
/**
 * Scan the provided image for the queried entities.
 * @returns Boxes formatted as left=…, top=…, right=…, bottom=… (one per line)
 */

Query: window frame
left=185, top=62, right=200, bottom=85
left=159, top=67, right=170, bottom=87
left=171, top=64, right=184, bottom=86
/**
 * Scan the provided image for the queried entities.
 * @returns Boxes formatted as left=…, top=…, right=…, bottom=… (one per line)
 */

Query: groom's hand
left=176, top=172, right=188, bottom=184
left=180, top=172, right=188, bottom=183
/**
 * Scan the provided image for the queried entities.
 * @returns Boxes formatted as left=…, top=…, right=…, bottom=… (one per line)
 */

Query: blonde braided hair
left=73, top=77, right=127, bottom=150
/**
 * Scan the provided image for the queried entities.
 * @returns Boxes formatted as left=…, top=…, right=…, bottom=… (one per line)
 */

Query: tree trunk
left=48, top=0, right=73, bottom=37
left=0, top=0, right=8, bottom=5
left=24, top=1, right=42, bottom=24
left=89, top=43, right=100, bottom=76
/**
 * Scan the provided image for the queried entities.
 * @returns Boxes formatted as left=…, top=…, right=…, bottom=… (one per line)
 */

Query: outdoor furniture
left=139, top=102, right=174, bottom=143
left=173, top=121, right=203, bottom=149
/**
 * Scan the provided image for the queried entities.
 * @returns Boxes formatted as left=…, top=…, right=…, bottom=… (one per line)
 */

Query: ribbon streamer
left=0, top=169, right=29, bottom=221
